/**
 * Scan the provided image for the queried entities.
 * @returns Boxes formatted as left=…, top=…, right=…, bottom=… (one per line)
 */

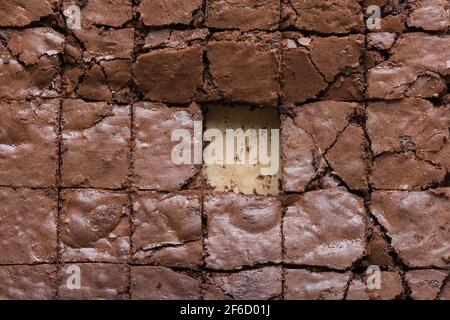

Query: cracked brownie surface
left=0, top=0, right=449, bottom=301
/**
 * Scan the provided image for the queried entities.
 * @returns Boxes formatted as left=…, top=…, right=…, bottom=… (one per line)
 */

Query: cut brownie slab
left=0, top=99, right=59, bottom=188
left=405, top=270, right=448, bottom=300
left=346, top=271, right=404, bottom=300
left=204, top=193, right=282, bottom=270
left=283, top=188, right=366, bottom=269
left=61, top=100, right=130, bottom=189
left=138, top=0, right=203, bottom=27
left=59, top=189, right=130, bottom=262
left=0, top=0, right=55, bottom=27
left=0, top=188, right=57, bottom=264
left=131, top=191, right=202, bottom=269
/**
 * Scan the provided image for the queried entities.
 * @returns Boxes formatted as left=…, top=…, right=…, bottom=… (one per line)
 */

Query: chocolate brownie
left=0, top=1, right=55, bottom=27
left=138, top=0, right=203, bottom=27
left=131, top=192, right=202, bottom=268
left=405, top=270, right=448, bottom=300
left=284, top=270, right=350, bottom=300
left=205, top=193, right=282, bottom=270
left=59, top=189, right=130, bottom=262
left=204, top=267, right=282, bottom=300
left=133, top=102, right=201, bottom=190
left=130, top=266, right=201, bottom=300
left=58, top=263, right=129, bottom=300
left=0, top=265, right=57, bottom=300
left=371, top=189, right=450, bottom=268
left=346, top=271, right=404, bottom=300
left=0, top=99, right=59, bottom=188
left=61, top=100, right=131, bottom=189
left=0, top=188, right=57, bottom=264
left=283, top=188, right=365, bottom=269
left=0, top=28, right=64, bottom=99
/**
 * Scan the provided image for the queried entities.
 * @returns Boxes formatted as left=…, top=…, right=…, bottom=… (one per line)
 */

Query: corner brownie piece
left=59, top=189, right=130, bottom=262
left=346, top=271, right=404, bottom=300
left=204, top=267, right=282, bottom=300
left=0, top=28, right=64, bottom=99
left=405, top=270, right=448, bottom=300
left=0, top=188, right=57, bottom=264
left=283, top=188, right=365, bottom=269
left=407, top=0, right=450, bottom=32
left=371, top=189, right=450, bottom=268
left=206, top=0, right=280, bottom=30
left=130, top=266, right=201, bottom=300
left=0, top=0, right=55, bottom=27
left=0, top=265, right=57, bottom=300
left=281, top=102, right=367, bottom=192
left=0, top=99, right=59, bottom=188
left=61, top=100, right=130, bottom=189
left=58, top=264, right=129, bottom=300
left=133, top=102, right=201, bottom=190
left=131, top=192, right=202, bottom=269
left=284, top=270, right=350, bottom=300
left=207, top=32, right=280, bottom=106
left=205, top=193, right=282, bottom=270
left=139, top=0, right=203, bottom=27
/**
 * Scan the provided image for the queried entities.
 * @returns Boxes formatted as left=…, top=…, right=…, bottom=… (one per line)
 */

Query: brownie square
left=371, top=189, right=450, bottom=268
left=281, top=102, right=367, bottom=192
left=367, top=33, right=450, bottom=99
left=59, top=189, right=130, bottom=262
left=206, top=0, right=280, bottom=30
left=367, top=98, right=449, bottom=189
left=0, top=1, right=54, bottom=27
left=0, top=265, right=57, bottom=300
left=284, top=270, right=350, bottom=300
left=207, top=32, right=280, bottom=106
left=0, top=99, right=59, bottom=188
left=405, top=270, right=448, bottom=300
left=281, top=34, right=364, bottom=103
left=58, top=263, right=129, bottom=300
left=204, top=267, right=282, bottom=300
left=205, top=193, right=282, bottom=270
left=0, top=188, right=57, bottom=264
left=0, top=28, right=63, bottom=99
left=131, top=191, right=202, bottom=269
left=133, top=47, right=203, bottom=104
left=282, top=0, right=364, bottom=34
left=346, top=271, right=404, bottom=300
left=61, top=99, right=130, bottom=189
left=283, top=188, right=365, bottom=269
left=130, top=266, right=201, bottom=300
left=63, top=0, right=132, bottom=27
left=133, top=102, right=201, bottom=190
left=138, top=0, right=203, bottom=26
